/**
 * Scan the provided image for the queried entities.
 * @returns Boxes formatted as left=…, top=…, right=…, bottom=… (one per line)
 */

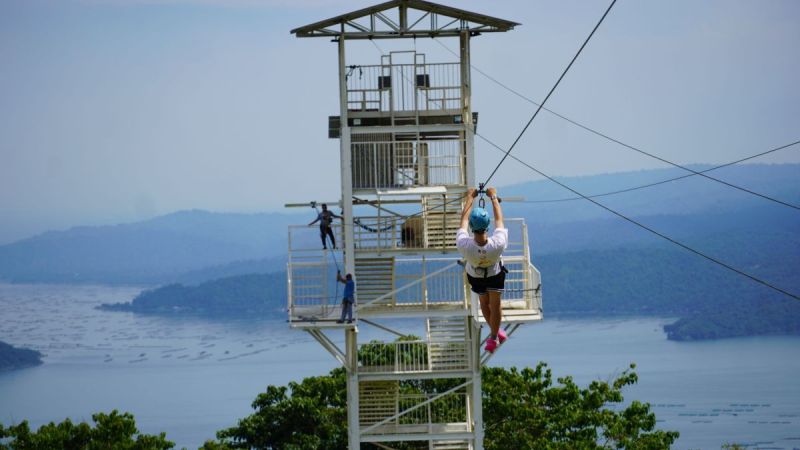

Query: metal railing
left=287, top=224, right=347, bottom=323
left=351, top=138, right=465, bottom=190
left=349, top=216, right=528, bottom=253
left=360, top=391, right=469, bottom=431
left=357, top=257, right=468, bottom=312
left=397, top=392, right=468, bottom=427
left=357, top=339, right=470, bottom=374
left=286, top=219, right=541, bottom=321
left=352, top=215, right=458, bottom=252
left=346, top=62, right=461, bottom=113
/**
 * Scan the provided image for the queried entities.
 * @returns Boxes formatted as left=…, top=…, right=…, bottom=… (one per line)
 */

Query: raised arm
left=459, top=188, right=478, bottom=230
left=486, top=187, right=504, bottom=229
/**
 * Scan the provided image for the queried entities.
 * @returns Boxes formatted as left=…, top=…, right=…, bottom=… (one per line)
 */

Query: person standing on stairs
left=456, top=187, right=508, bottom=353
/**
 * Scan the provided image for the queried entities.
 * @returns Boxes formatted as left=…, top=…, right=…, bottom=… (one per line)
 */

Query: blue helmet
left=469, top=207, right=490, bottom=232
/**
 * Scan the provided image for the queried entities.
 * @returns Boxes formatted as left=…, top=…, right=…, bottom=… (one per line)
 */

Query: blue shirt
left=343, top=279, right=355, bottom=302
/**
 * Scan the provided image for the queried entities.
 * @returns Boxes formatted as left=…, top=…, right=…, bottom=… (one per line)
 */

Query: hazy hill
left=100, top=273, right=285, bottom=317
left=0, top=164, right=797, bottom=286
left=0, top=341, right=42, bottom=372
left=0, top=210, right=305, bottom=285
left=502, top=163, right=800, bottom=226
left=101, top=231, right=800, bottom=340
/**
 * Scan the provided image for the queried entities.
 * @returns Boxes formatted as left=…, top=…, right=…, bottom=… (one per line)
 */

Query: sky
left=1, top=0, right=798, bottom=244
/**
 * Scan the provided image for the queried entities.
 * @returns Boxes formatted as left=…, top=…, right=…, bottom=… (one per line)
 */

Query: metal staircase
left=355, top=257, right=395, bottom=306
left=423, top=195, right=462, bottom=250
left=427, top=317, right=470, bottom=372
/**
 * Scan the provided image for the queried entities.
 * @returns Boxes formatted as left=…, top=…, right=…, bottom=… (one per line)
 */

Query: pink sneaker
left=497, top=329, right=508, bottom=345
left=485, top=338, right=498, bottom=353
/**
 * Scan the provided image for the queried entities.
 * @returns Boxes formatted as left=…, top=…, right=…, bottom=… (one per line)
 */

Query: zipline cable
left=522, top=139, right=800, bottom=203
left=329, top=133, right=796, bottom=228
left=475, top=130, right=800, bottom=302
left=434, top=38, right=800, bottom=210
left=483, top=0, right=618, bottom=186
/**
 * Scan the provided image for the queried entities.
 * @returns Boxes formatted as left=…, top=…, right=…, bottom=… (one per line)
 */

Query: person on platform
left=335, top=271, right=355, bottom=324
left=456, top=187, right=508, bottom=353
left=308, top=203, right=342, bottom=250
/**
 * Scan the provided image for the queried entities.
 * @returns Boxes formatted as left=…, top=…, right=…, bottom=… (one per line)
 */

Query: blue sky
left=1, top=0, right=798, bottom=243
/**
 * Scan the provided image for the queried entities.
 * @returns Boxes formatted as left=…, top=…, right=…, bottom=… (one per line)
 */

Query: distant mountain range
left=102, top=236, right=800, bottom=340
left=1, top=163, right=796, bottom=286
left=23, top=164, right=788, bottom=340
left=0, top=210, right=303, bottom=285
left=3, top=163, right=800, bottom=340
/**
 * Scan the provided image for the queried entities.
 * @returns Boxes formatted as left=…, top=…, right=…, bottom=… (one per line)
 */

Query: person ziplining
left=308, top=203, right=342, bottom=250
left=456, top=186, right=509, bottom=353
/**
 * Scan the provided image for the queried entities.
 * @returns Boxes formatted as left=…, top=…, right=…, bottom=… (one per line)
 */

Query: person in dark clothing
left=335, top=271, right=355, bottom=324
left=308, top=203, right=342, bottom=249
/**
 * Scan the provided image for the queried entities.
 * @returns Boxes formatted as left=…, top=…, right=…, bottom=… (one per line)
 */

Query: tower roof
left=291, top=0, right=519, bottom=39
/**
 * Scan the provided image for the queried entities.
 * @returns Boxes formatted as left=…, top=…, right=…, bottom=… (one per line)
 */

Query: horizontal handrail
left=346, top=62, right=461, bottom=113
left=357, top=260, right=461, bottom=310
left=358, top=338, right=470, bottom=374
left=361, top=381, right=471, bottom=434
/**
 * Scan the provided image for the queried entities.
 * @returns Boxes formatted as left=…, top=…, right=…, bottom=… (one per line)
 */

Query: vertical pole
left=470, top=317, right=484, bottom=450
left=287, top=229, right=292, bottom=323
left=346, top=328, right=360, bottom=450
left=339, top=35, right=355, bottom=280
left=338, top=32, right=360, bottom=450
left=460, top=29, right=482, bottom=450
left=460, top=30, right=475, bottom=188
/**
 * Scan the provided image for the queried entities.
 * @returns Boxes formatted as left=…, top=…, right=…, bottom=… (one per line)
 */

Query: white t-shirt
left=456, top=227, right=508, bottom=278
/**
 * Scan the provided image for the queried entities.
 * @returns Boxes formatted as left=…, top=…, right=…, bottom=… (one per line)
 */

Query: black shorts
left=466, top=271, right=506, bottom=295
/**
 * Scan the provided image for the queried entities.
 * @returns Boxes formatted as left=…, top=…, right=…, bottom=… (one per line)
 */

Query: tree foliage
left=0, top=410, right=173, bottom=450
left=0, top=343, right=678, bottom=449
left=214, top=368, right=349, bottom=450
left=212, top=358, right=678, bottom=449
left=482, top=364, right=678, bottom=449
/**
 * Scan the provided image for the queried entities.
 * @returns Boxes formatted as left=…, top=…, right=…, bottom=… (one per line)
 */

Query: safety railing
left=360, top=391, right=469, bottom=433
left=346, top=62, right=461, bottom=113
left=351, top=138, right=465, bottom=190
left=352, top=215, right=457, bottom=251
left=529, top=262, right=543, bottom=312
left=288, top=223, right=345, bottom=253
left=357, top=339, right=470, bottom=375
left=357, top=257, right=469, bottom=313
left=349, top=215, right=528, bottom=254
left=287, top=224, right=349, bottom=324
left=286, top=218, right=541, bottom=322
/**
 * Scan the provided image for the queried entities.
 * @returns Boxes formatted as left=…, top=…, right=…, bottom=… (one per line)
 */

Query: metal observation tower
left=287, top=1, right=543, bottom=448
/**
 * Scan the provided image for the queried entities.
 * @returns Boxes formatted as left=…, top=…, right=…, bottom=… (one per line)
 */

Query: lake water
left=0, top=283, right=798, bottom=449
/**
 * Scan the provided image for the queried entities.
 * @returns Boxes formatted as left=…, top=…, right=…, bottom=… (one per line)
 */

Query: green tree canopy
left=0, top=410, right=174, bottom=450
left=211, top=359, right=678, bottom=449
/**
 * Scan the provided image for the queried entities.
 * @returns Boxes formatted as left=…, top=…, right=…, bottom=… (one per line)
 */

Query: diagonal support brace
left=307, top=329, right=348, bottom=369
